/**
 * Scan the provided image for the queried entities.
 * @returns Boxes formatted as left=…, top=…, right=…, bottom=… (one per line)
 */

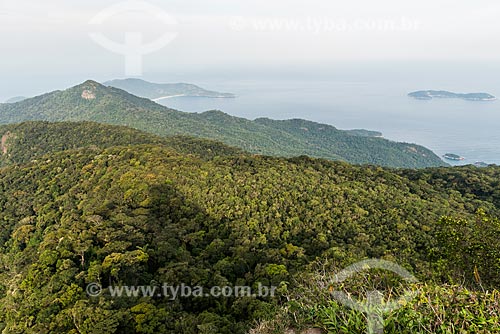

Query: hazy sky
left=1, top=0, right=500, bottom=98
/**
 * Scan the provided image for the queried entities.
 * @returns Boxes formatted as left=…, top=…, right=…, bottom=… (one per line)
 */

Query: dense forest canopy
left=0, top=121, right=243, bottom=167
left=0, top=121, right=498, bottom=333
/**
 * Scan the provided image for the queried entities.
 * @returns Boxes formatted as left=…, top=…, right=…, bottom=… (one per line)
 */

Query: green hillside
left=0, top=122, right=498, bottom=333
left=0, top=80, right=447, bottom=168
left=0, top=121, right=243, bottom=166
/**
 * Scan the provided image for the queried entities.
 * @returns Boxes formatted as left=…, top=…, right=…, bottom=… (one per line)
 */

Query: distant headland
left=104, top=78, right=236, bottom=101
left=408, top=90, right=496, bottom=101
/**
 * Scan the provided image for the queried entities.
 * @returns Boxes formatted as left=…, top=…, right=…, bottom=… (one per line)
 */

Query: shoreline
left=152, top=94, right=236, bottom=102
left=152, top=94, right=187, bottom=102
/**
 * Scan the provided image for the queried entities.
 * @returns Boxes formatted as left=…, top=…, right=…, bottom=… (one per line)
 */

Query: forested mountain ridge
left=0, top=122, right=498, bottom=332
left=0, top=80, right=447, bottom=168
left=0, top=121, right=243, bottom=166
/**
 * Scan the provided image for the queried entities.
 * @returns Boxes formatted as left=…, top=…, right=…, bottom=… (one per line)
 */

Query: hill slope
left=0, top=80, right=447, bottom=168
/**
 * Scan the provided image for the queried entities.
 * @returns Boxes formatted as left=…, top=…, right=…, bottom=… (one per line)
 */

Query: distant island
left=5, top=96, right=27, bottom=103
left=104, top=78, right=236, bottom=101
left=409, top=90, right=496, bottom=101
left=443, top=153, right=465, bottom=161
left=474, top=161, right=489, bottom=168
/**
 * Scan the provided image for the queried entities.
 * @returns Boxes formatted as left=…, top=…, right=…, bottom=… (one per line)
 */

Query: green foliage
left=433, top=211, right=500, bottom=289
left=400, top=166, right=500, bottom=208
left=253, top=265, right=500, bottom=334
left=0, top=121, right=243, bottom=167
left=310, top=285, right=500, bottom=334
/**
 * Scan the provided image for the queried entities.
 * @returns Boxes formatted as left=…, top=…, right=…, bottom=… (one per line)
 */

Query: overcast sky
left=1, top=0, right=500, bottom=98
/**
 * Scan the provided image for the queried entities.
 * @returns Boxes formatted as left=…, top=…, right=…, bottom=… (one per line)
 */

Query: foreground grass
left=251, top=275, right=500, bottom=334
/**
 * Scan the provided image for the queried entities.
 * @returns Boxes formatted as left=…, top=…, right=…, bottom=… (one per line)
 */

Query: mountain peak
left=72, top=80, right=106, bottom=100
left=75, top=80, right=103, bottom=90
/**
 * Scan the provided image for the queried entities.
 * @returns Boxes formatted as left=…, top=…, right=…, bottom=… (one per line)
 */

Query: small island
left=443, top=153, right=465, bottom=161
left=474, top=161, right=489, bottom=168
left=409, top=90, right=496, bottom=101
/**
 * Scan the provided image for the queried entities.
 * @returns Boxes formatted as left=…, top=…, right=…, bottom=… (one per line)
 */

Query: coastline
left=152, top=94, right=236, bottom=102
left=152, top=94, right=187, bottom=102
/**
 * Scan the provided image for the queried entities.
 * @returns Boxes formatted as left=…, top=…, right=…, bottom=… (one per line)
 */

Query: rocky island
left=443, top=153, right=465, bottom=161
left=409, top=90, right=496, bottom=101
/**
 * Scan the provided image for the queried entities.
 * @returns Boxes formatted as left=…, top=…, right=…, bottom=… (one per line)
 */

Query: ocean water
left=156, top=77, right=500, bottom=166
